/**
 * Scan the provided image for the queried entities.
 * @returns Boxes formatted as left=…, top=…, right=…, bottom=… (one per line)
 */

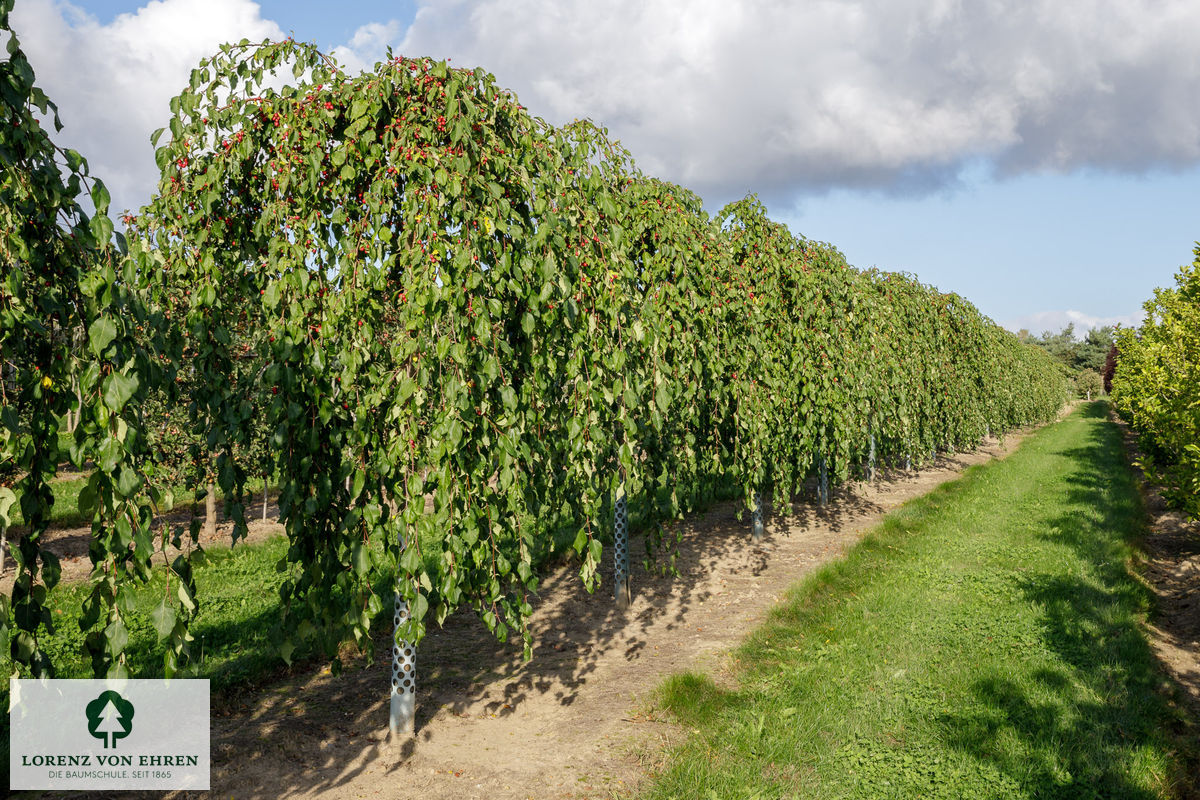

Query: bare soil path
left=0, top=498, right=285, bottom=596
left=157, top=433, right=1035, bottom=800
left=1115, top=415, right=1200, bottom=716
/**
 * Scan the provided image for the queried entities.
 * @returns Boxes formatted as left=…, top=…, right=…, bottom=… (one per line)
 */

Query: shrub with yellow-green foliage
left=1112, top=253, right=1200, bottom=518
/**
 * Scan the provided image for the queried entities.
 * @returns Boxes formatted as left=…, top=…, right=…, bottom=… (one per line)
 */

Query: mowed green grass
left=0, top=532, right=297, bottom=777
left=0, top=466, right=734, bottom=765
left=6, top=472, right=273, bottom=530
left=16, top=534, right=295, bottom=688
left=646, top=402, right=1197, bottom=799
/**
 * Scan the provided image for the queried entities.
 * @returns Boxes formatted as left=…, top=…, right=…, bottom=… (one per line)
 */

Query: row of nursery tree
left=1112, top=253, right=1200, bottom=520
left=1, top=5, right=1067, bottom=730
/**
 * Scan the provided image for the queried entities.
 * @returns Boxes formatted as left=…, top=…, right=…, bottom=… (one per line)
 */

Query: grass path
left=648, top=403, right=1198, bottom=799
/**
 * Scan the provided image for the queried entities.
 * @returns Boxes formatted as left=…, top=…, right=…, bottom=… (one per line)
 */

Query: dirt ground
left=1114, top=416, right=1200, bottom=714
left=28, top=402, right=1200, bottom=800
left=109, top=433, right=1029, bottom=800
left=0, top=496, right=285, bottom=597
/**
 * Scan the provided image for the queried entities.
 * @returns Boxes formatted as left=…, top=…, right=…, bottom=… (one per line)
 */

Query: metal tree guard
left=818, top=456, right=829, bottom=507
left=391, top=576, right=415, bottom=735
left=752, top=490, right=764, bottom=543
left=613, top=483, right=631, bottom=609
left=867, top=429, right=876, bottom=483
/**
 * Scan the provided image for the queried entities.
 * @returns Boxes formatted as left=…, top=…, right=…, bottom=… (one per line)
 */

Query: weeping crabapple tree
left=3, top=4, right=1071, bottom=730
left=538, top=121, right=738, bottom=606
left=1, top=0, right=178, bottom=680
left=129, top=39, right=681, bottom=732
left=611, top=172, right=735, bottom=570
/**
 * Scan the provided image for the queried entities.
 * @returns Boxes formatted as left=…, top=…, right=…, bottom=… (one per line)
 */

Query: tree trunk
left=262, top=481, right=268, bottom=522
left=64, top=381, right=81, bottom=433
left=205, top=480, right=217, bottom=539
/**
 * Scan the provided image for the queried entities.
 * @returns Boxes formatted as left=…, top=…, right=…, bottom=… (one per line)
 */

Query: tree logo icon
left=85, top=690, right=134, bottom=749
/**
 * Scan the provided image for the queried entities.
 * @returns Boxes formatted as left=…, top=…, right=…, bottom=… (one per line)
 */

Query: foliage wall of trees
left=1, top=0, right=174, bottom=677
left=1, top=22, right=1069, bottom=679
left=1112, top=254, right=1200, bottom=519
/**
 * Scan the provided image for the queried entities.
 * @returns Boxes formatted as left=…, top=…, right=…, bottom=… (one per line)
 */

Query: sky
left=10, top=0, right=1200, bottom=337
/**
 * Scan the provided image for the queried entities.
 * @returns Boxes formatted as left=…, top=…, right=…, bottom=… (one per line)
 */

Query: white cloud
left=1001, top=309, right=1145, bottom=338
left=330, top=19, right=402, bottom=75
left=11, top=0, right=284, bottom=216
left=369, top=0, right=1200, bottom=203
left=17, top=0, right=1200, bottom=217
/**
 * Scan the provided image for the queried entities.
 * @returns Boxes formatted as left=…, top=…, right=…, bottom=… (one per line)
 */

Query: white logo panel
left=9, top=678, right=210, bottom=791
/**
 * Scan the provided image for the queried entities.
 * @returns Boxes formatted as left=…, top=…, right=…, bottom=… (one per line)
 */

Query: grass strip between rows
left=647, top=402, right=1197, bottom=800
left=0, top=469, right=738, bottom=771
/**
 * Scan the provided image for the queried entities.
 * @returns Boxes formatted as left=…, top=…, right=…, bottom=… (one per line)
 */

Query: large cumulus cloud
left=380, top=0, right=1200, bottom=202
left=11, top=0, right=283, bottom=215
left=14, top=0, right=1200, bottom=213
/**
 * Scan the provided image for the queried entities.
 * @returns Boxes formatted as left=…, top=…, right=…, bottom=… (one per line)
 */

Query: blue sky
left=789, top=165, right=1200, bottom=329
left=13, top=0, right=1200, bottom=335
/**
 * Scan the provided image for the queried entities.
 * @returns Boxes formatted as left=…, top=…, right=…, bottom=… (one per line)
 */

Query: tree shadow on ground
left=161, top=473, right=900, bottom=798
left=165, top=498, right=794, bottom=797
left=1107, top=404, right=1200, bottom=717
left=37, top=442, right=1003, bottom=800
left=771, top=446, right=985, bottom=537
left=936, top=402, right=1199, bottom=799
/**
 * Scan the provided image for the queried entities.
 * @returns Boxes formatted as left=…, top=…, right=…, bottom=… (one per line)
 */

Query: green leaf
left=64, top=149, right=86, bottom=172
left=104, top=618, right=129, bottom=657
left=447, top=418, right=463, bottom=450
left=80, top=594, right=102, bottom=631
left=501, top=385, right=517, bottom=411
left=352, top=542, right=369, bottom=576
left=263, top=280, right=280, bottom=310
left=411, top=591, right=429, bottom=622
left=150, top=600, right=177, bottom=641
left=89, top=212, right=114, bottom=244
left=0, top=487, right=15, bottom=530
left=12, top=630, right=35, bottom=662
left=177, top=581, right=197, bottom=614
left=588, top=538, right=603, bottom=565
left=90, top=181, right=111, bottom=214
left=116, top=466, right=141, bottom=498
left=88, top=317, right=118, bottom=357
left=77, top=478, right=99, bottom=518
left=96, top=436, right=124, bottom=473
left=655, top=384, right=671, bottom=413
left=40, top=551, right=61, bottom=590
left=102, top=371, right=139, bottom=413
left=571, top=527, right=588, bottom=554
